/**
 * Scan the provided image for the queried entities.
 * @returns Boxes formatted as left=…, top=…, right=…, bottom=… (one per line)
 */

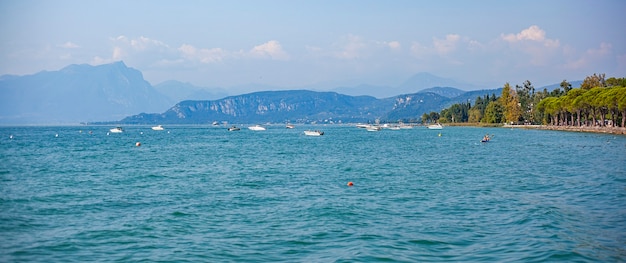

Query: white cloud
left=433, top=34, right=460, bottom=55
left=502, top=25, right=545, bottom=42
left=498, top=25, right=562, bottom=66
left=410, top=41, right=429, bottom=58
left=501, top=25, right=560, bottom=48
left=564, top=42, right=612, bottom=69
left=179, top=44, right=226, bottom=63
left=59, top=41, right=80, bottom=49
left=335, top=34, right=366, bottom=59
left=249, top=40, right=289, bottom=60
left=130, top=36, right=169, bottom=51
left=387, top=41, right=401, bottom=50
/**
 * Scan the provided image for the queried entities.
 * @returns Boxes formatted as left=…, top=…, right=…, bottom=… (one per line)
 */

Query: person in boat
left=482, top=134, right=490, bottom=142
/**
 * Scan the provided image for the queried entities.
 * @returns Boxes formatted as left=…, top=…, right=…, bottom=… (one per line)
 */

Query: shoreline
left=502, top=124, right=626, bottom=135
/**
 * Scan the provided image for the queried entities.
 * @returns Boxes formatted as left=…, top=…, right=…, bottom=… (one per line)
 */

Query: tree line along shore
left=422, top=73, right=626, bottom=135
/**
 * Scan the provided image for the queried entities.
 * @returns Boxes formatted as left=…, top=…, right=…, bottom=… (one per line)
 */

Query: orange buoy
left=347, top=181, right=354, bottom=186
left=135, top=142, right=141, bottom=147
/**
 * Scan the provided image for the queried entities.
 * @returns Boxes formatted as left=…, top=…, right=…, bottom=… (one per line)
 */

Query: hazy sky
left=1, top=0, right=624, bottom=90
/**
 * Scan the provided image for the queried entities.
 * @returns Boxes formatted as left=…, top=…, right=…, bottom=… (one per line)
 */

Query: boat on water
left=248, top=125, right=266, bottom=131
left=286, top=124, right=295, bottom=129
left=304, top=130, right=324, bottom=136
left=427, top=123, right=443, bottom=130
left=481, top=134, right=491, bottom=142
left=109, top=127, right=123, bottom=133
left=366, top=125, right=382, bottom=132
left=151, top=125, right=164, bottom=131
left=228, top=126, right=241, bottom=131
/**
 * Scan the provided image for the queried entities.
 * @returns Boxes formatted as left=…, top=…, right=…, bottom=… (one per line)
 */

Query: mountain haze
left=1, top=62, right=581, bottom=124
left=0, top=62, right=170, bottom=124
left=153, top=80, right=229, bottom=103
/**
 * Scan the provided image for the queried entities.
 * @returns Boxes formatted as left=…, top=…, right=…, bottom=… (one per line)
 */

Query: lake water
left=1, top=125, right=625, bottom=262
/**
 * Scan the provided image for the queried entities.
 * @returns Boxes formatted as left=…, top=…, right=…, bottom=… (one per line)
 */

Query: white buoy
left=9, top=135, right=13, bottom=139
left=55, top=134, right=59, bottom=137
left=107, top=132, right=110, bottom=136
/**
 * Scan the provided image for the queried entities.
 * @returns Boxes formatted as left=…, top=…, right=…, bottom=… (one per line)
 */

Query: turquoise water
left=1, top=125, right=625, bottom=262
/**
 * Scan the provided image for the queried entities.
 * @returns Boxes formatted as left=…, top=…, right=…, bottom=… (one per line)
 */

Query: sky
left=1, top=0, right=625, bottom=91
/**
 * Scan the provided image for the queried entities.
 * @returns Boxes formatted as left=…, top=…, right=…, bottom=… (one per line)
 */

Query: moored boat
left=109, top=127, right=123, bottom=133
left=366, top=125, right=382, bottom=132
left=228, top=126, right=241, bottom=131
left=248, top=125, right=266, bottom=131
left=151, top=125, right=164, bottom=131
left=427, top=123, right=443, bottom=130
left=304, top=130, right=324, bottom=136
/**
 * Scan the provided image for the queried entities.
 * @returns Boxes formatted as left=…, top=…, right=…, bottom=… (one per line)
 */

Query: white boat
left=366, top=125, right=382, bottom=132
left=427, top=123, right=443, bottom=130
left=228, top=126, right=240, bottom=131
left=356, top=124, right=369, bottom=129
left=151, top=125, right=164, bottom=131
left=248, top=125, right=266, bottom=131
left=109, top=127, right=123, bottom=133
left=286, top=124, right=295, bottom=129
left=304, top=130, right=324, bottom=136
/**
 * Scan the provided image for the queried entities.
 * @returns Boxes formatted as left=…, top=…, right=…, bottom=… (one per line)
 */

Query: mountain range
left=0, top=62, right=170, bottom=124
left=0, top=61, right=573, bottom=124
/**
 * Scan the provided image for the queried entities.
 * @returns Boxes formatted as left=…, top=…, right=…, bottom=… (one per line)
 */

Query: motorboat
left=304, top=130, right=324, bottom=136
left=109, top=127, right=123, bottom=133
left=228, top=126, right=241, bottom=131
left=248, top=125, right=266, bottom=131
left=151, top=125, right=164, bottom=131
left=366, top=125, right=382, bottom=132
left=286, top=124, right=295, bottom=129
left=427, top=123, right=443, bottom=130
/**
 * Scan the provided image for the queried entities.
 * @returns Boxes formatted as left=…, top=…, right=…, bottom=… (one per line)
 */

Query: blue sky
left=1, top=0, right=624, bottom=91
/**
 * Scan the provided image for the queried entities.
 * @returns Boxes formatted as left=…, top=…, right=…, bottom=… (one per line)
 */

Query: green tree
left=501, top=83, right=521, bottom=124
left=606, top=77, right=626, bottom=87
left=563, top=88, right=585, bottom=126
left=516, top=80, right=535, bottom=124
left=429, top=112, right=440, bottom=123
left=483, top=100, right=504, bottom=123
left=421, top=113, right=430, bottom=124
left=580, top=73, right=606, bottom=90
left=560, top=79, right=572, bottom=94
left=468, top=108, right=483, bottom=123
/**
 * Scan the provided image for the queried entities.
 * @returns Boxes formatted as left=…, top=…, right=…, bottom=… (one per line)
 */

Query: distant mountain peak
left=0, top=61, right=170, bottom=124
